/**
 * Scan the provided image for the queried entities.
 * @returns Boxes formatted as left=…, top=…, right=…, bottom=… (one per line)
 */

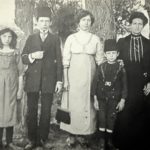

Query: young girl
left=0, top=27, right=23, bottom=149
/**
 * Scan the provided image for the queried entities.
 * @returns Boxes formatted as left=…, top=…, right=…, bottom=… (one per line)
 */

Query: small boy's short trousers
left=98, top=99, right=118, bottom=130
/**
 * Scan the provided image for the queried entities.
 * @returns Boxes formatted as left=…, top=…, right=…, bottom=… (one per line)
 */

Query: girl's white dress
left=60, top=32, right=104, bottom=135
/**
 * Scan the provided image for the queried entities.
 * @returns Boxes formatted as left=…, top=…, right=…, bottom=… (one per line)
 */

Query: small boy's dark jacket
left=92, top=61, right=127, bottom=101
left=22, top=32, right=63, bottom=93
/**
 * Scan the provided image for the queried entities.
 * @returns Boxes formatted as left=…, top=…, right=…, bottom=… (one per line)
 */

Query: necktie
left=40, top=30, right=48, bottom=42
left=40, top=33, right=47, bottom=42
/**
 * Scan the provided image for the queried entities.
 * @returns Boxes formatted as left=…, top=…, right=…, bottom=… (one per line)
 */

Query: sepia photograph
left=0, top=0, right=150, bottom=150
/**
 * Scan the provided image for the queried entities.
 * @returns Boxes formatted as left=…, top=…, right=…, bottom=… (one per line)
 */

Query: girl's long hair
left=0, top=28, right=17, bottom=49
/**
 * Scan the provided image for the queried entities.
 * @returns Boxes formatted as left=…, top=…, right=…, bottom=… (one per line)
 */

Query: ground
left=12, top=123, right=100, bottom=150
left=5, top=94, right=100, bottom=150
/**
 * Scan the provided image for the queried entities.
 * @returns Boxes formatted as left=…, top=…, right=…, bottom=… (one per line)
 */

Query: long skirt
left=60, top=53, right=97, bottom=135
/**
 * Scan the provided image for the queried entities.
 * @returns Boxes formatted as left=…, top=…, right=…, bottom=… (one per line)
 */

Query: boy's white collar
left=40, top=29, right=49, bottom=34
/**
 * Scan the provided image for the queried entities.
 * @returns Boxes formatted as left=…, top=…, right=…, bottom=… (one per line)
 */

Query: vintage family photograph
left=0, top=0, right=150, bottom=150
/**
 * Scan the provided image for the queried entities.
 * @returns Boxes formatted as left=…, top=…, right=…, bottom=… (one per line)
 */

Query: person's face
left=130, top=18, right=144, bottom=35
left=0, top=32, right=12, bottom=46
left=104, top=51, right=119, bottom=63
left=37, top=17, right=51, bottom=32
left=78, top=15, right=92, bottom=31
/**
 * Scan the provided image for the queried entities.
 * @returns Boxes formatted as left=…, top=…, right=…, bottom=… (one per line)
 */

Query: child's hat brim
left=0, top=23, right=24, bottom=39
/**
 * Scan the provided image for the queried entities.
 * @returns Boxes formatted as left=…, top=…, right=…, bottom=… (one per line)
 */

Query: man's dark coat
left=22, top=32, right=63, bottom=93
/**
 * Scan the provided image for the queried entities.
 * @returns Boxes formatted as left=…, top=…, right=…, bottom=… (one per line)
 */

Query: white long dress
left=60, top=32, right=104, bottom=135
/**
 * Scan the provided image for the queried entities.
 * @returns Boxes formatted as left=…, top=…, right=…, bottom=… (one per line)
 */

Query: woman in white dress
left=60, top=9, right=104, bottom=147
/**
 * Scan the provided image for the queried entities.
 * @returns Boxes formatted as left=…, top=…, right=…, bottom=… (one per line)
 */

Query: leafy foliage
left=34, top=0, right=81, bottom=42
left=52, top=2, right=81, bottom=42
left=113, top=0, right=150, bottom=35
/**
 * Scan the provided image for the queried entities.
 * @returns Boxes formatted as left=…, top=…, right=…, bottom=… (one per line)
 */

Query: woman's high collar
left=78, top=30, right=90, bottom=34
left=131, top=33, right=142, bottom=38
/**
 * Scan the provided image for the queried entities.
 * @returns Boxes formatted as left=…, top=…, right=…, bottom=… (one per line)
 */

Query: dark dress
left=113, top=34, right=150, bottom=149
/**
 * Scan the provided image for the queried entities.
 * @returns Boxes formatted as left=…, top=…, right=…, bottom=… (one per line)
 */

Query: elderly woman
left=60, top=9, right=104, bottom=147
left=113, top=11, right=150, bottom=150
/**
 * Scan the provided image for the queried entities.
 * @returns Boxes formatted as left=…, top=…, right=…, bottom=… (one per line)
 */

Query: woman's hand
left=63, top=80, right=69, bottom=91
left=116, top=98, right=125, bottom=112
left=63, top=68, right=69, bottom=91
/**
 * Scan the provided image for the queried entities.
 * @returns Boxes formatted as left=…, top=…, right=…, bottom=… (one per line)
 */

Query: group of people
left=0, top=5, right=150, bottom=150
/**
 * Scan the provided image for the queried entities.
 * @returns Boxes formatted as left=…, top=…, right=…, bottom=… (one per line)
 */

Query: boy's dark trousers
left=0, top=127, right=13, bottom=144
left=26, top=92, right=53, bottom=145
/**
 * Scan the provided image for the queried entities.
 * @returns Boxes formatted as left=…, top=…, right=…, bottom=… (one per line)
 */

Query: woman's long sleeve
left=63, top=35, right=72, bottom=68
left=95, top=37, right=104, bottom=65
left=121, top=67, right=128, bottom=99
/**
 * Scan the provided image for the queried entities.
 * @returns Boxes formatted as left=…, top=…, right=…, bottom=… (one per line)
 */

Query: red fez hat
left=37, top=7, right=51, bottom=19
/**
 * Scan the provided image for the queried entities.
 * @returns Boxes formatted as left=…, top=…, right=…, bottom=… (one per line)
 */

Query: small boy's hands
left=116, top=98, right=125, bottom=112
left=94, top=95, right=99, bottom=110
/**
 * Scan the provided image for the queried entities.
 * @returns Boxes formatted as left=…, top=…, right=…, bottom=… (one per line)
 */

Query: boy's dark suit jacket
left=22, top=32, right=63, bottom=93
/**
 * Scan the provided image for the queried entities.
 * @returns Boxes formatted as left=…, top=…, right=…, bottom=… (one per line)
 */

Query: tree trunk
left=14, top=0, right=35, bottom=139
left=15, top=0, right=34, bottom=36
left=85, top=0, right=116, bottom=41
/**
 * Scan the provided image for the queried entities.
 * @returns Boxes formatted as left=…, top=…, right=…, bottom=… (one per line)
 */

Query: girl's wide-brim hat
left=0, top=23, right=24, bottom=39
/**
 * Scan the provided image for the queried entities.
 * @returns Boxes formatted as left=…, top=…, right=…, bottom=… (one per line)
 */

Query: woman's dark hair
left=129, top=11, right=148, bottom=26
left=75, top=9, right=95, bottom=26
left=0, top=28, right=17, bottom=49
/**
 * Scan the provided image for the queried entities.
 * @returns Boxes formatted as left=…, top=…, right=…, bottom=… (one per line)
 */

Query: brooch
left=143, top=72, right=148, bottom=78
left=105, top=81, right=111, bottom=86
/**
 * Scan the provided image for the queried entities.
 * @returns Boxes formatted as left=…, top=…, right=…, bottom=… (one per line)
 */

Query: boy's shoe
left=24, top=141, right=36, bottom=150
left=107, top=138, right=116, bottom=150
left=76, top=136, right=89, bottom=148
left=66, top=136, right=76, bottom=147
left=40, top=139, right=53, bottom=149
left=0, top=142, right=3, bottom=150
left=35, top=146, right=43, bottom=150
left=7, top=143, right=22, bottom=150
left=0, top=141, right=2, bottom=146
left=99, top=138, right=105, bottom=150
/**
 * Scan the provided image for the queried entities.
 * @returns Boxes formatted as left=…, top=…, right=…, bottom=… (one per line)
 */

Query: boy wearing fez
left=22, top=7, right=63, bottom=150
left=93, top=39, right=127, bottom=150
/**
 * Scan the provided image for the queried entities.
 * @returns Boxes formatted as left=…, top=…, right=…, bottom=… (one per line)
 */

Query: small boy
left=93, top=39, right=127, bottom=150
